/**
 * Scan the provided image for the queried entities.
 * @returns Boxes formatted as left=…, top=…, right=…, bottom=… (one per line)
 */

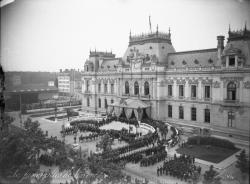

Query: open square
left=176, top=145, right=240, bottom=163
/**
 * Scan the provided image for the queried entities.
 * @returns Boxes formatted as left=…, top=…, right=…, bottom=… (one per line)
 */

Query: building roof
left=167, top=48, right=218, bottom=68
left=89, top=50, right=116, bottom=58
left=99, top=58, right=121, bottom=71
left=129, top=31, right=172, bottom=46
left=5, top=84, right=58, bottom=93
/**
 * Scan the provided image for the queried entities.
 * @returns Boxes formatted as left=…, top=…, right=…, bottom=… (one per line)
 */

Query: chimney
left=217, top=35, right=225, bottom=62
left=217, top=35, right=225, bottom=50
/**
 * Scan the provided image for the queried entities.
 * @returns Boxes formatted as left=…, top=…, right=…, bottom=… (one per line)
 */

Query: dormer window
left=171, top=61, right=175, bottom=65
left=182, top=60, right=187, bottom=65
left=194, top=59, right=199, bottom=64
left=208, top=58, right=213, bottom=64
left=229, top=56, right=236, bottom=66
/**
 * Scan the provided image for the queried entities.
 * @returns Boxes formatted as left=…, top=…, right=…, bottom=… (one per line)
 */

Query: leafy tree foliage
left=96, top=134, right=114, bottom=153
left=0, top=118, right=52, bottom=184
left=203, top=165, right=221, bottom=184
left=236, top=149, right=249, bottom=174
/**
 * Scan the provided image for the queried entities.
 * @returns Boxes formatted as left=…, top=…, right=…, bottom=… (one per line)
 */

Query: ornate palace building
left=81, top=24, right=250, bottom=137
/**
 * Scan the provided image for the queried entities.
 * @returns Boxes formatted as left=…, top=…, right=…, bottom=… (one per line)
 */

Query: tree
left=0, top=118, right=50, bottom=184
left=191, top=170, right=200, bottom=184
left=96, top=134, right=114, bottom=153
left=31, top=170, right=52, bottom=184
left=0, top=114, right=14, bottom=136
left=203, top=165, right=221, bottom=184
left=235, top=149, right=249, bottom=173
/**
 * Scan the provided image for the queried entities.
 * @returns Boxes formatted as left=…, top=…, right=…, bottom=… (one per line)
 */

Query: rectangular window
left=204, top=109, right=210, bottom=123
left=87, top=98, right=90, bottom=107
left=104, top=84, right=108, bottom=93
left=86, top=80, right=89, bottom=91
left=191, top=107, right=196, bottom=121
left=111, top=84, right=114, bottom=94
left=104, top=99, right=108, bottom=109
left=98, top=99, right=101, bottom=108
left=168, top=105, right=172, bottom=118
left=191, top=85, right=197, bottom=98
left=229, top=56, right=235, bottom=66
left=205, top=86, right=210, bottom=99
left=228, top=111, right=235, bottom=127
left=179, top=85, right=184, bottom=97
left=179, top=106, right=184, bottom=119
left=98, top=83, right=101, bottom=93
left=168, top=85, right=173, bottom=96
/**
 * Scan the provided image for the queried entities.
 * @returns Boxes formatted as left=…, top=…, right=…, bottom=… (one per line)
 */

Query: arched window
left=227, top=82, right=236, bottom=100
left=125, top=81, right=129, bottom=94
left=98, top=98, right=101, bottom=108
left=144, top=81, right=149, bottom=95
left=134, top=81, right=139, bottom=95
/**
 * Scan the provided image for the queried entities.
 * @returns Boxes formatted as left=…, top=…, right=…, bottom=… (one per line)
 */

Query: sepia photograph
left=0, top=0, right=250, bottom=183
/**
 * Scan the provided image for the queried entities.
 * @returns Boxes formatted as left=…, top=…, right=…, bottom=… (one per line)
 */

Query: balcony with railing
left=204, top=97, right=212, bottom=102
left=178, top=96, right=185, bottom=100
left=222, top=99, right=240, bottom=107
left=84, top=90, right=92, bottom=94
left=190, top=97, right=197, bottom=100
left=121, top=93, right=151, bottom=100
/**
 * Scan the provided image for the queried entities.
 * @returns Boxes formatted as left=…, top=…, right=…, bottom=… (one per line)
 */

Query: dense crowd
left=108, top=143, right=167, bottom=167
left=157, top=154, right=201, bottom=182
left=140, top=151, right=167, bottom=167
left=101, top=132, right=159, bottom=159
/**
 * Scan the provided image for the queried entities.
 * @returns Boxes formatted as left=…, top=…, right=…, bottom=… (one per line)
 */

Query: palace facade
left=81, top=25, right=250, bottom=136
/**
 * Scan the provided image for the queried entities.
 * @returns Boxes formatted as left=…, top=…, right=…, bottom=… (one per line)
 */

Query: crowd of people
left=107, top=143, right=167, bottom=166
left=140, top=151, right=167, bottom=167
left=39, top=153, right=67, bottom=167
left=157, top=154, right=201, bottom=182
left=61, top=126, right=77, bottom=135
left=78, top=132, right=100, bottom=142
left=101, top=132, right=159, bottom=159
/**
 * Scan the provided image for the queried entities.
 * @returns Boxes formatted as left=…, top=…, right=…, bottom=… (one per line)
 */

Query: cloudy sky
left=1, top=0, right=250, bottom=72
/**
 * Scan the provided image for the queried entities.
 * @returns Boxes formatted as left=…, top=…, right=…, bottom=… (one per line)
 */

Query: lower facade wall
left=81, top=95, right=250, bottom=134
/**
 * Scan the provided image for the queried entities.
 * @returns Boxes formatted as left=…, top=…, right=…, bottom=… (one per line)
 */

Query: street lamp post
left=19, top=94, right=22, bottom=128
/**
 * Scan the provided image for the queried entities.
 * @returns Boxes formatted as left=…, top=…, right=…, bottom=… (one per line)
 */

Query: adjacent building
left=4, top=72, right=58, bottom=111
left=58, top=69, right=82, bottom=96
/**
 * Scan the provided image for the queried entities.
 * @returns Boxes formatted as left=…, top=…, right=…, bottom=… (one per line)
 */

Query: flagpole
left=149, top=15, right=152, bottom=33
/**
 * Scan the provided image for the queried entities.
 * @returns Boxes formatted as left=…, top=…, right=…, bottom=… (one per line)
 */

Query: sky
left=1, top=0, right=250, bottom=72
